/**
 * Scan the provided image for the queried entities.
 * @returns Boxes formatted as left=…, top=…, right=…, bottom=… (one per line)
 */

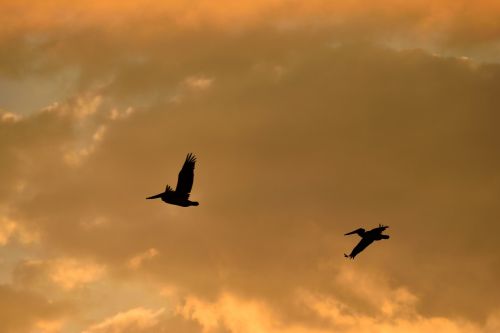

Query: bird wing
left=347, top=238, right=374, bottom=259
left=175, top=153, right=196, bottom=199
left=345, top=228, right=365, bottom=236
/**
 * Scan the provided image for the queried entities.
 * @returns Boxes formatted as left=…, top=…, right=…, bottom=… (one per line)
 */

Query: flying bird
left=344, top=224, right=389, bottom=259
left=146, top=153, right=199, bottom=207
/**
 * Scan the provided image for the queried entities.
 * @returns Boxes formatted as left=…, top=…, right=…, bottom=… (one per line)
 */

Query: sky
left=1, top=1, right=500, bottom=332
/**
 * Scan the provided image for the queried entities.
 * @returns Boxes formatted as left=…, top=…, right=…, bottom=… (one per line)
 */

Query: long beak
left=146, top=193, right=163, bottom=200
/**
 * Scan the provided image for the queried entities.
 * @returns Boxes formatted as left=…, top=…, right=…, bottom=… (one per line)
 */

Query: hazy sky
left=1, top=1, right=500, bottom=332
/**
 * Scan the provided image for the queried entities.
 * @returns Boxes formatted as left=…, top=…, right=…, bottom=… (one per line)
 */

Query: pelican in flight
left=146, top=153, right=199, bottom=207
left=344, top=224, right=389, bottom=259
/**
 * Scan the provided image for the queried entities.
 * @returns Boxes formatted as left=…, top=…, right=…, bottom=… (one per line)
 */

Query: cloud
left=13, top=257, right=105, bottom=291
left=108, top=107, right=134, bottom=121
left=41, top=95, right=103, bottom=120
left=1, top=111, right=22, bottom=123
left=0, top=216, right=39, bottom=246
left=1, top=4, right=500, bottom=332
left=1, top=42, right=499, bottom=325
left=184, top=76, right=214, bottom=91
left=48, top=258, right=106, bottom=290
left=33, top=319, right=65, bottom=333
left=0, top=284, right=69, bottom=333
left=177, top=290, right=495, bottom=333
left=128, top=248, right=159, bottom=270
left=82, top=307, right=165, bottom=333
left=2, top=1, right=500, bottom=47
left=2, top=0, right=500, bottom=94
left=0, top=217, right=16, bottom=245
left=63, top=124, right=107, bottom=166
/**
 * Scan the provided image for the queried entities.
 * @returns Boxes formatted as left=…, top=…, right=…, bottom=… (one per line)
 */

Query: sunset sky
left=1, top=1, right=500, bottom=332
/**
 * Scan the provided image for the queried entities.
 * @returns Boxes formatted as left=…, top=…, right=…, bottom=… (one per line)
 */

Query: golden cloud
left=48, top=258, right=106, bottom=290
left=82, top=307, right=165, bottom=333
left=0, top=216, right=39, bottom=246
left=127, top=248, right=159, bottom=270
left=177, top=290, right=498, bottom=333
left=1, top=2, right=500, bottom=332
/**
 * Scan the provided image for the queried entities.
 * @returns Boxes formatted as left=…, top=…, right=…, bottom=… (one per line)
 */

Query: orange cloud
left=1, top=2, right=500, bottom=332
left=177, top=290, right=495, bottom=333
left=0, top=216, right=39, bottom=246
left=127, top=248, right=159, bottom=270
left=48, top=258, right=106, bottom=290
left=82, top=307, right=165, bottom=333
left=1, top=0, right=500, bottom=48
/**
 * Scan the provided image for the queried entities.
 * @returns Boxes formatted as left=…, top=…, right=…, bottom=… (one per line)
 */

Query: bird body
left=146, top=153, right=199, bottom=207
left=344, top=224, right=389, bottom=259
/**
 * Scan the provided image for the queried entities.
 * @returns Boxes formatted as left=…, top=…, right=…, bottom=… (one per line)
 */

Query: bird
left=344, top=224, right=389, bottom=259
left=146, top=153, right=199, bottom=207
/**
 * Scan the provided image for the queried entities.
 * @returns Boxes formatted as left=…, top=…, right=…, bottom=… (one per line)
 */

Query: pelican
left=344, top=224, right=389, bottom=259
left=146, top=153, right=199, bottom=207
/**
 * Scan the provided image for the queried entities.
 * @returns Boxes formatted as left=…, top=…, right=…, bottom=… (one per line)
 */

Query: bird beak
left=146, top=193, right=163, bottom=199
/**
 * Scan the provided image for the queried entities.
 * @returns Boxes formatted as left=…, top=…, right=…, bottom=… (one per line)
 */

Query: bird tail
left=146, top=193, right=163, bottom=200
left=381, top=235, right=390, bottom=239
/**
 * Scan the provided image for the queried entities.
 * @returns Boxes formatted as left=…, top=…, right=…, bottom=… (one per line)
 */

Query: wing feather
left=175, top=153, right=196, bottom=198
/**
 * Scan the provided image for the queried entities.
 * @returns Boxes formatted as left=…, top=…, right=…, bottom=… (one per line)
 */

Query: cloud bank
left=1, top=2, right=500, bottom=332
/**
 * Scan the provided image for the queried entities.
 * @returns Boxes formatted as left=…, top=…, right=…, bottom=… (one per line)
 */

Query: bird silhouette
left=146, top=153, right=199, bottom=207
left=344, top=224, right=389, bottom=259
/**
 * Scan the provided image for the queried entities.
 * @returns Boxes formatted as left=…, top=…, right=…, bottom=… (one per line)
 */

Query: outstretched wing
left=346, top=238, right=374, bottom=259
left=175, top=153, right=196, bottom=198
left=345, top=228, right=365, bottom=236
